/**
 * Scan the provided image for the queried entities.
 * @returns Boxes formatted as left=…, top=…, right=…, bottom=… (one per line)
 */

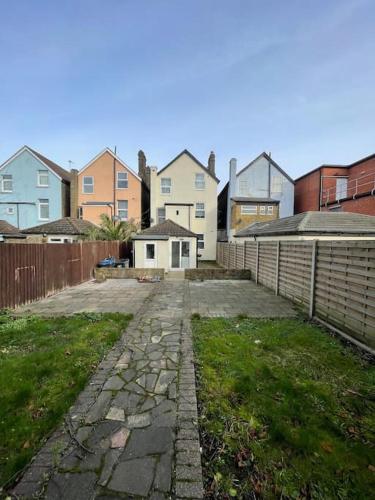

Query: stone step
left=165, top=270, right=185, bottom=280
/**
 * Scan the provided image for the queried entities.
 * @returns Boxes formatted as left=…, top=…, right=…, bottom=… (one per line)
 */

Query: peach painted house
left=76, top=149, right=142, bottom=226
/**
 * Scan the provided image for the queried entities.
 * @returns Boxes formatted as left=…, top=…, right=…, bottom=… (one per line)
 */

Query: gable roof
left=237, top=152, right=294, bottom=184
left=235, top=211, right=375, bottom=237
left=0, top=220, right=25, bottom=238
left=22, top=217, right=96, bottom=235
left=79, top=148, right=141, bottom=182
left=157, top=149, right=220, bottom=183
left=0, top=146, right=71, bottom=182
left=133, top=219, right=197, bottom=239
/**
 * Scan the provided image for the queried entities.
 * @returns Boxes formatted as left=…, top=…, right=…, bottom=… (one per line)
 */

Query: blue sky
left=0, top=0, right=374, bottom=186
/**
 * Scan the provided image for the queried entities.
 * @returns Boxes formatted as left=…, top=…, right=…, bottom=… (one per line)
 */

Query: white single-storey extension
left=133, top=219, right=198, bottom=270
left=234, top=211, right=375, bottom=241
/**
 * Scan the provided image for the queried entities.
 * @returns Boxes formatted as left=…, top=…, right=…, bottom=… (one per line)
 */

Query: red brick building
left=294, top=153, right=375, bottom=215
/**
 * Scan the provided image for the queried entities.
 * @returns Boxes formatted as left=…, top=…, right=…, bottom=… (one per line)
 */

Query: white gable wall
left=236, top=156, right=294, bottom=218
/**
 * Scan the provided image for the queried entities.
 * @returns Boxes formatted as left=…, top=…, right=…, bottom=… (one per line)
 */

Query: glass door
left=145, top=243, right=156, bottom=268
left=181, top=241, right=190, bottom=268
left=171, top=241, right=180, bottom=268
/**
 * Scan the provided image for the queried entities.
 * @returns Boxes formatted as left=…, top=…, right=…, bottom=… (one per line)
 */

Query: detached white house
left=149, top=149, right=219, bottom=261
left=133, top=219, right=197, bottom=270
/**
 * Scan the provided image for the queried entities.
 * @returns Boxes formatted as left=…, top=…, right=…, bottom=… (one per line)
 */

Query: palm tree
left=86, top=214, right=139, bottom=242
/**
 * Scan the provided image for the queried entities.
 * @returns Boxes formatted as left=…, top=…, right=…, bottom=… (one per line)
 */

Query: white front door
left=145, top=243, right=156, bottom=268
left=171, top=240, right=190, bottom=269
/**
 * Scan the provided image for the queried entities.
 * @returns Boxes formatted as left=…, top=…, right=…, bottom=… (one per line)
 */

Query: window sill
left=37, top=185, right=49, bottom=188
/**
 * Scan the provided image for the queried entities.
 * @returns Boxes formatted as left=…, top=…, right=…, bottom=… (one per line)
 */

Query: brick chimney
left=138, top=150, right=150, bottom=188
left=70, top=169, right=79, bottom=218
left=208, top=151, right=215, bottom=176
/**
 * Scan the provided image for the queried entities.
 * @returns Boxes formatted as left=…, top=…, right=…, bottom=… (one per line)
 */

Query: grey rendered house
left=218, top=152, right=294, bottom=241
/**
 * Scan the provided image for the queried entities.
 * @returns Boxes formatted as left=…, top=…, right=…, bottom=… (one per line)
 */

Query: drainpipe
left=268, top=152, right=271, bottom=198
left=113, top=146, right=117, bottom=219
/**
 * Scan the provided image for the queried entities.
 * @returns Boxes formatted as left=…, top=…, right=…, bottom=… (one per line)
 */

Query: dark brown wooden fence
left=0, top=241, right=121, bottom=309
left=217, top=241, right=375, bottom=351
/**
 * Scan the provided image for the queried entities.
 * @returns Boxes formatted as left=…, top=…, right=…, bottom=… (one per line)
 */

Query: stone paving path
left=12, top=281, right=203, bottom=499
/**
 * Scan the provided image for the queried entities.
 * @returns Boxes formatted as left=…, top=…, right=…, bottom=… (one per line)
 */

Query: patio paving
left=16, top=279, right=155, bottom=316
left=189, top=280, right=296, bottom=317
left=12, top=277, right=296, bottom=499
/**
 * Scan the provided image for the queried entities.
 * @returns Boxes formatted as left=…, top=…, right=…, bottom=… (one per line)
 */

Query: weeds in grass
left=0, top=311, right=131, bottom=487
left=193, top=317, right=375, bottom=499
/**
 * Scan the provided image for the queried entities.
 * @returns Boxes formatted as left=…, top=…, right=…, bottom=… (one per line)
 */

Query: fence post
left=227, top=243, right=230, bottom=268
left=235, top=243, right=238, bottom=268
left=309, top=240, right=317, bottom=318
left=275, top=241, right=280, bottom=295
left=255, top=241, right=260, bottom=284
left=80, top=241, right=84, bottom=283
left=243, top=243, right=246, bottom=269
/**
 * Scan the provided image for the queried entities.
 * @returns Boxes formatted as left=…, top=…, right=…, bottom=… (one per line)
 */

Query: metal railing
left=321, top=171, right=375, bottom=205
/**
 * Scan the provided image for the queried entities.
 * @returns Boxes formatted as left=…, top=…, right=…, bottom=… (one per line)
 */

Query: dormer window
left=161, top=177, right=171, bottom=194
left=38, top=170, right=49, bottom=187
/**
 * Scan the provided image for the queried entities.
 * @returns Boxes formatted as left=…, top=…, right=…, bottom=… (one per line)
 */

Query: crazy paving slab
left=12, top=280, right=203, bottom=499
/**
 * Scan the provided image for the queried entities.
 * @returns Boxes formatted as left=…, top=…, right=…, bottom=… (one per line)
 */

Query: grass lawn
left=0, top=310, right=131, bottom=488
left=192, top=317, right=375, bottom=499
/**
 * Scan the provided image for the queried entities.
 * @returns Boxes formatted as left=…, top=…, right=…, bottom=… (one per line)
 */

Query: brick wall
left=294, top=169, right=321, bottom=213
left=231, top=202, right=278, bottom=232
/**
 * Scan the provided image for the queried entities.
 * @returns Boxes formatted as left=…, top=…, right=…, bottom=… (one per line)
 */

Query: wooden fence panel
left=244, top=242, right=257, bottom=274
left=0, top=241, right=121, bottom=309
left=0, top=244, right=45, bottom=308
left=315, top=241, right=375, bottom=347
left=258, top=242, right=277, bottom=290
left=278, top=242, right=313, bottom=307
left=216, top=239, right=375, bottom=350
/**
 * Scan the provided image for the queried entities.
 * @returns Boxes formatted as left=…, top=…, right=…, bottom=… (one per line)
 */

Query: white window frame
left=267, top=206, right=274, bottom=215
left=241, top=205, right=257, bottom=215
left=83, top=176, right=94, bottom=194
left=117, top=171, right=128, bottom=189
left=197, top=233, right=205, bottom=250
left=145, top=242, right=156, bottom=260
left=259, top=206, right=266, bottom=214
left=161, top=177, right=171, bottom=195
left=157, top=207, right=166, bottom=224
left=37, top=170, right=49, bottom=187
left=38, top=199, right=50, bottom=220
left=2, top=174, right=13, bottom=193
left=6, top=207, right=15, bottom=215
left=195, top=202, right=205, bottom=218
left=195, top=173, right=205, bottom=190
left=117, top=200, right=128, bottom=220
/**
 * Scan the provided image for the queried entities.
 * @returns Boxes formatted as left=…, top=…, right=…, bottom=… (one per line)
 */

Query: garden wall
left=95, top=268, right=165, bottom=281
left=217, top=241, right=375, bottom=350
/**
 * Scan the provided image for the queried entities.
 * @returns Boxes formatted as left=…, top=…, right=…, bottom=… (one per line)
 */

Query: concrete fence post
left=243, top=243, right=246, bottom=269
left=309, top=240, right=317, bottom=318
left=275, top=241, right=280, bottom=295
left=255, top=241, right=260, bottom=284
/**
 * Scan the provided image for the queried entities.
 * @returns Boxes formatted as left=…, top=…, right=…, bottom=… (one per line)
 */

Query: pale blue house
left=0, top=146, right=71, bottom=229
